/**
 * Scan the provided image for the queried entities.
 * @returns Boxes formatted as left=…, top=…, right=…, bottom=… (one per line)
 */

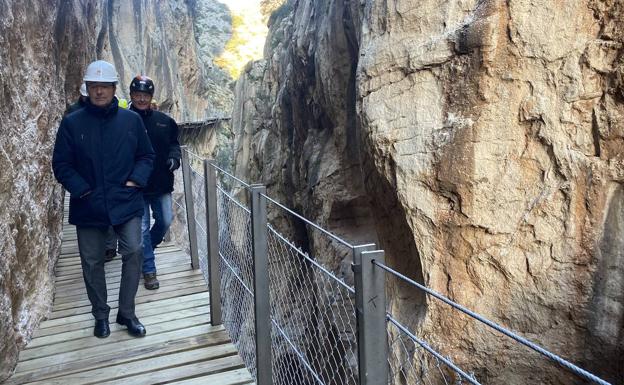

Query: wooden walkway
left=7, top=204, right=253, bottom=385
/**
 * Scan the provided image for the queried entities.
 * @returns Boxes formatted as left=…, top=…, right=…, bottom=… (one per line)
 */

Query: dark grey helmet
left=130, top=75, right=155, bottom=95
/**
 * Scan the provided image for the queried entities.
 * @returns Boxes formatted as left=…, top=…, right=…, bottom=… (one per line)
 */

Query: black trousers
left=76, top=216, right=143, bottom=320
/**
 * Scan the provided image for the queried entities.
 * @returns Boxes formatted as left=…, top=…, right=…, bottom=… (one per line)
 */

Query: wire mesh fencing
left=175, top=146, right=614, bottom=385
left=216, top=183, right=257, bottom=377
left=170, top=167, right=190, bottom=254
left=187, top=161, right=210, bottom=284
left=267, top=225, right=359, bottom=385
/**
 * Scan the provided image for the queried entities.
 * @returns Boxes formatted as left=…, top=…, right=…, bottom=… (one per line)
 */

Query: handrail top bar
left=181, top=147, right=356, bottom=249
left=212, top=163, right=252, bottom=188
left=360, top=249, right=384, bottom=255
left=353, top=243, right=376, bottom=249
left=217, top=186, right=251, bottom=214
left=178, top=117, right=232, bottom=125
left=182, top=148, right=249, bottom=188
left=184, top=148, right=203, bottom=160
left=260, top=192, right=355, bottom=249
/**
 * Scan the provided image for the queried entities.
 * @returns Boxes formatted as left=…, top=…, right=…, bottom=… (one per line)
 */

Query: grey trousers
left=76, top=216, right=143, bottom=320
left=105, top=226, right=118, bottom=251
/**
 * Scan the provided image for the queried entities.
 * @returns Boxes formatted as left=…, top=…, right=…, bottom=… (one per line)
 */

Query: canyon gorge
left=1, top=0, right=622, bottom=384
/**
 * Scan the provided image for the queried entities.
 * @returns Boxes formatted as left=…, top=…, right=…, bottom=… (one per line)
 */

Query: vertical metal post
left=203, top=159, right=222, bottom=326
left=354, top=247, right=388, bottom=385
left=181, top=146, right=200, bottom=270
left=250, top=184, right=272, bottom=385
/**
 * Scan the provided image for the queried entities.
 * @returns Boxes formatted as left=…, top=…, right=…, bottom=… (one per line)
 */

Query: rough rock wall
left=359, top=0, right=624, bottom=383
left=233, top=0, right=623, bottom=383
left=0, top=1, right=104, bottom=381
left=234, top=0, right=374, bottom=248
left=232, top=1, right=376, bottom=383
left=96, top=0, right=233, bottom=121
left=0, top=1, right=233, bottom=381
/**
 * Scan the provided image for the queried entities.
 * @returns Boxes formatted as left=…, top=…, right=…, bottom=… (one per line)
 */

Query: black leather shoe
left=116, top=314, right=146, bottom=337
left=94, top=319, right=110, bottom=338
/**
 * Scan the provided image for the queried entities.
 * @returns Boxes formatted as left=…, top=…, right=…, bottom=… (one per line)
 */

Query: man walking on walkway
left=64, top=82, right=119, bottom=264
left=52, top=60, right=155, bottom=339
left=129, top=75, right=181, bottom=290
left=64, top=83, right=88, bottom=116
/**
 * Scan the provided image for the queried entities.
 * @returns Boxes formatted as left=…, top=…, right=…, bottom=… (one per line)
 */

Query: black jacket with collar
left=52, top=98, right=155, bottom=226
left=130, top=105, right=181, bottom=196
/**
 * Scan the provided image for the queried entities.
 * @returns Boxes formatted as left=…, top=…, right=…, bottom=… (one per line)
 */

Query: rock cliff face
left=93, top=0, right=233, bottom=120
left=0, top=0, right=233, bottom=381
left=0, top=1, right=102, bottom=381
left=232, top=0, right=623, bottom=383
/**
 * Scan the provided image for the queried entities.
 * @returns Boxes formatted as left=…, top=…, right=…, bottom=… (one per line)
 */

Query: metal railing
left=175, top=146, right=613, bottom=385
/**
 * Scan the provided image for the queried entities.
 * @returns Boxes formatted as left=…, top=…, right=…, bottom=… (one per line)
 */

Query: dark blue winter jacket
left=52, top=98, right=155, bottom=227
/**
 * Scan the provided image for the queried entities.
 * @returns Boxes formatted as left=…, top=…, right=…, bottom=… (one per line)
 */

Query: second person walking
left=129, top=75, right=181, bottom=290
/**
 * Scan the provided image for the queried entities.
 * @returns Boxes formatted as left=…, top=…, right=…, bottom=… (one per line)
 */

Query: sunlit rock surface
left=95, top=0, right=233, bottom=120
left=232, top=0, right=624, bottom=383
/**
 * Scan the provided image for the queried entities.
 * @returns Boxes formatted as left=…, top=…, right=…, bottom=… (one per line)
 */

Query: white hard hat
left=83, top=60, right=119, bottom=83
left=79, top=83, right=88, bottom=96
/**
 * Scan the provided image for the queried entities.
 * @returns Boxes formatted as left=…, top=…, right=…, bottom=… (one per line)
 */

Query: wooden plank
left=54, top=269, right=204, bottom=297
left=38, top=291, right=210, bottom=329
left=15, top=324, right=224, bottom=373
left=56, top=243, right=181, bottom=257
left=51, top=279, right=207, bottom=312
left=54, top=270, right=203, bottom=294
left=168, top=368, right=255, bottom=385
left=7, top=331, right=231, bottom=384
left=55, top=253, right=190, bottom=274
left=55, top=246, right=183, bottom=268
left=54, top=272, right=205, bottom=301
left=48, top=285, right=208, bottom=319
left=55, top=261, right=194, bottom=281
left=55, top=244, right=181, bottom=259
left=53, top=275, right=206, bottom=305
left=54, top=263, right=193, bottom=283
left=25, top=344, right=238, bottom=385
left=54, top=249, right=187, bottom=265
left=27, top=304, right=210, bottom=349
left=34, top=294, right=210, bottom=337
left=55, top=248, right=188, bottom=267
left=96, top=355, right=245, bottom=385
left=20, top=314, right=214, bottom=361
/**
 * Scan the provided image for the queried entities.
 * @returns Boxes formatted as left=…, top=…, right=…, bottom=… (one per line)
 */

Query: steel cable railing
left=373, top=260, right=612, bottom=385
left=173, top=146, right=613, bottom=385
left=387, top=315, right=479, bottom=385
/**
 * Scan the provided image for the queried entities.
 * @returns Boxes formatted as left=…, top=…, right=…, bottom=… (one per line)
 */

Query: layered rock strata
left=232, top=0, right=624, bottom=383
left=100, top=0, right=233, bottom=120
